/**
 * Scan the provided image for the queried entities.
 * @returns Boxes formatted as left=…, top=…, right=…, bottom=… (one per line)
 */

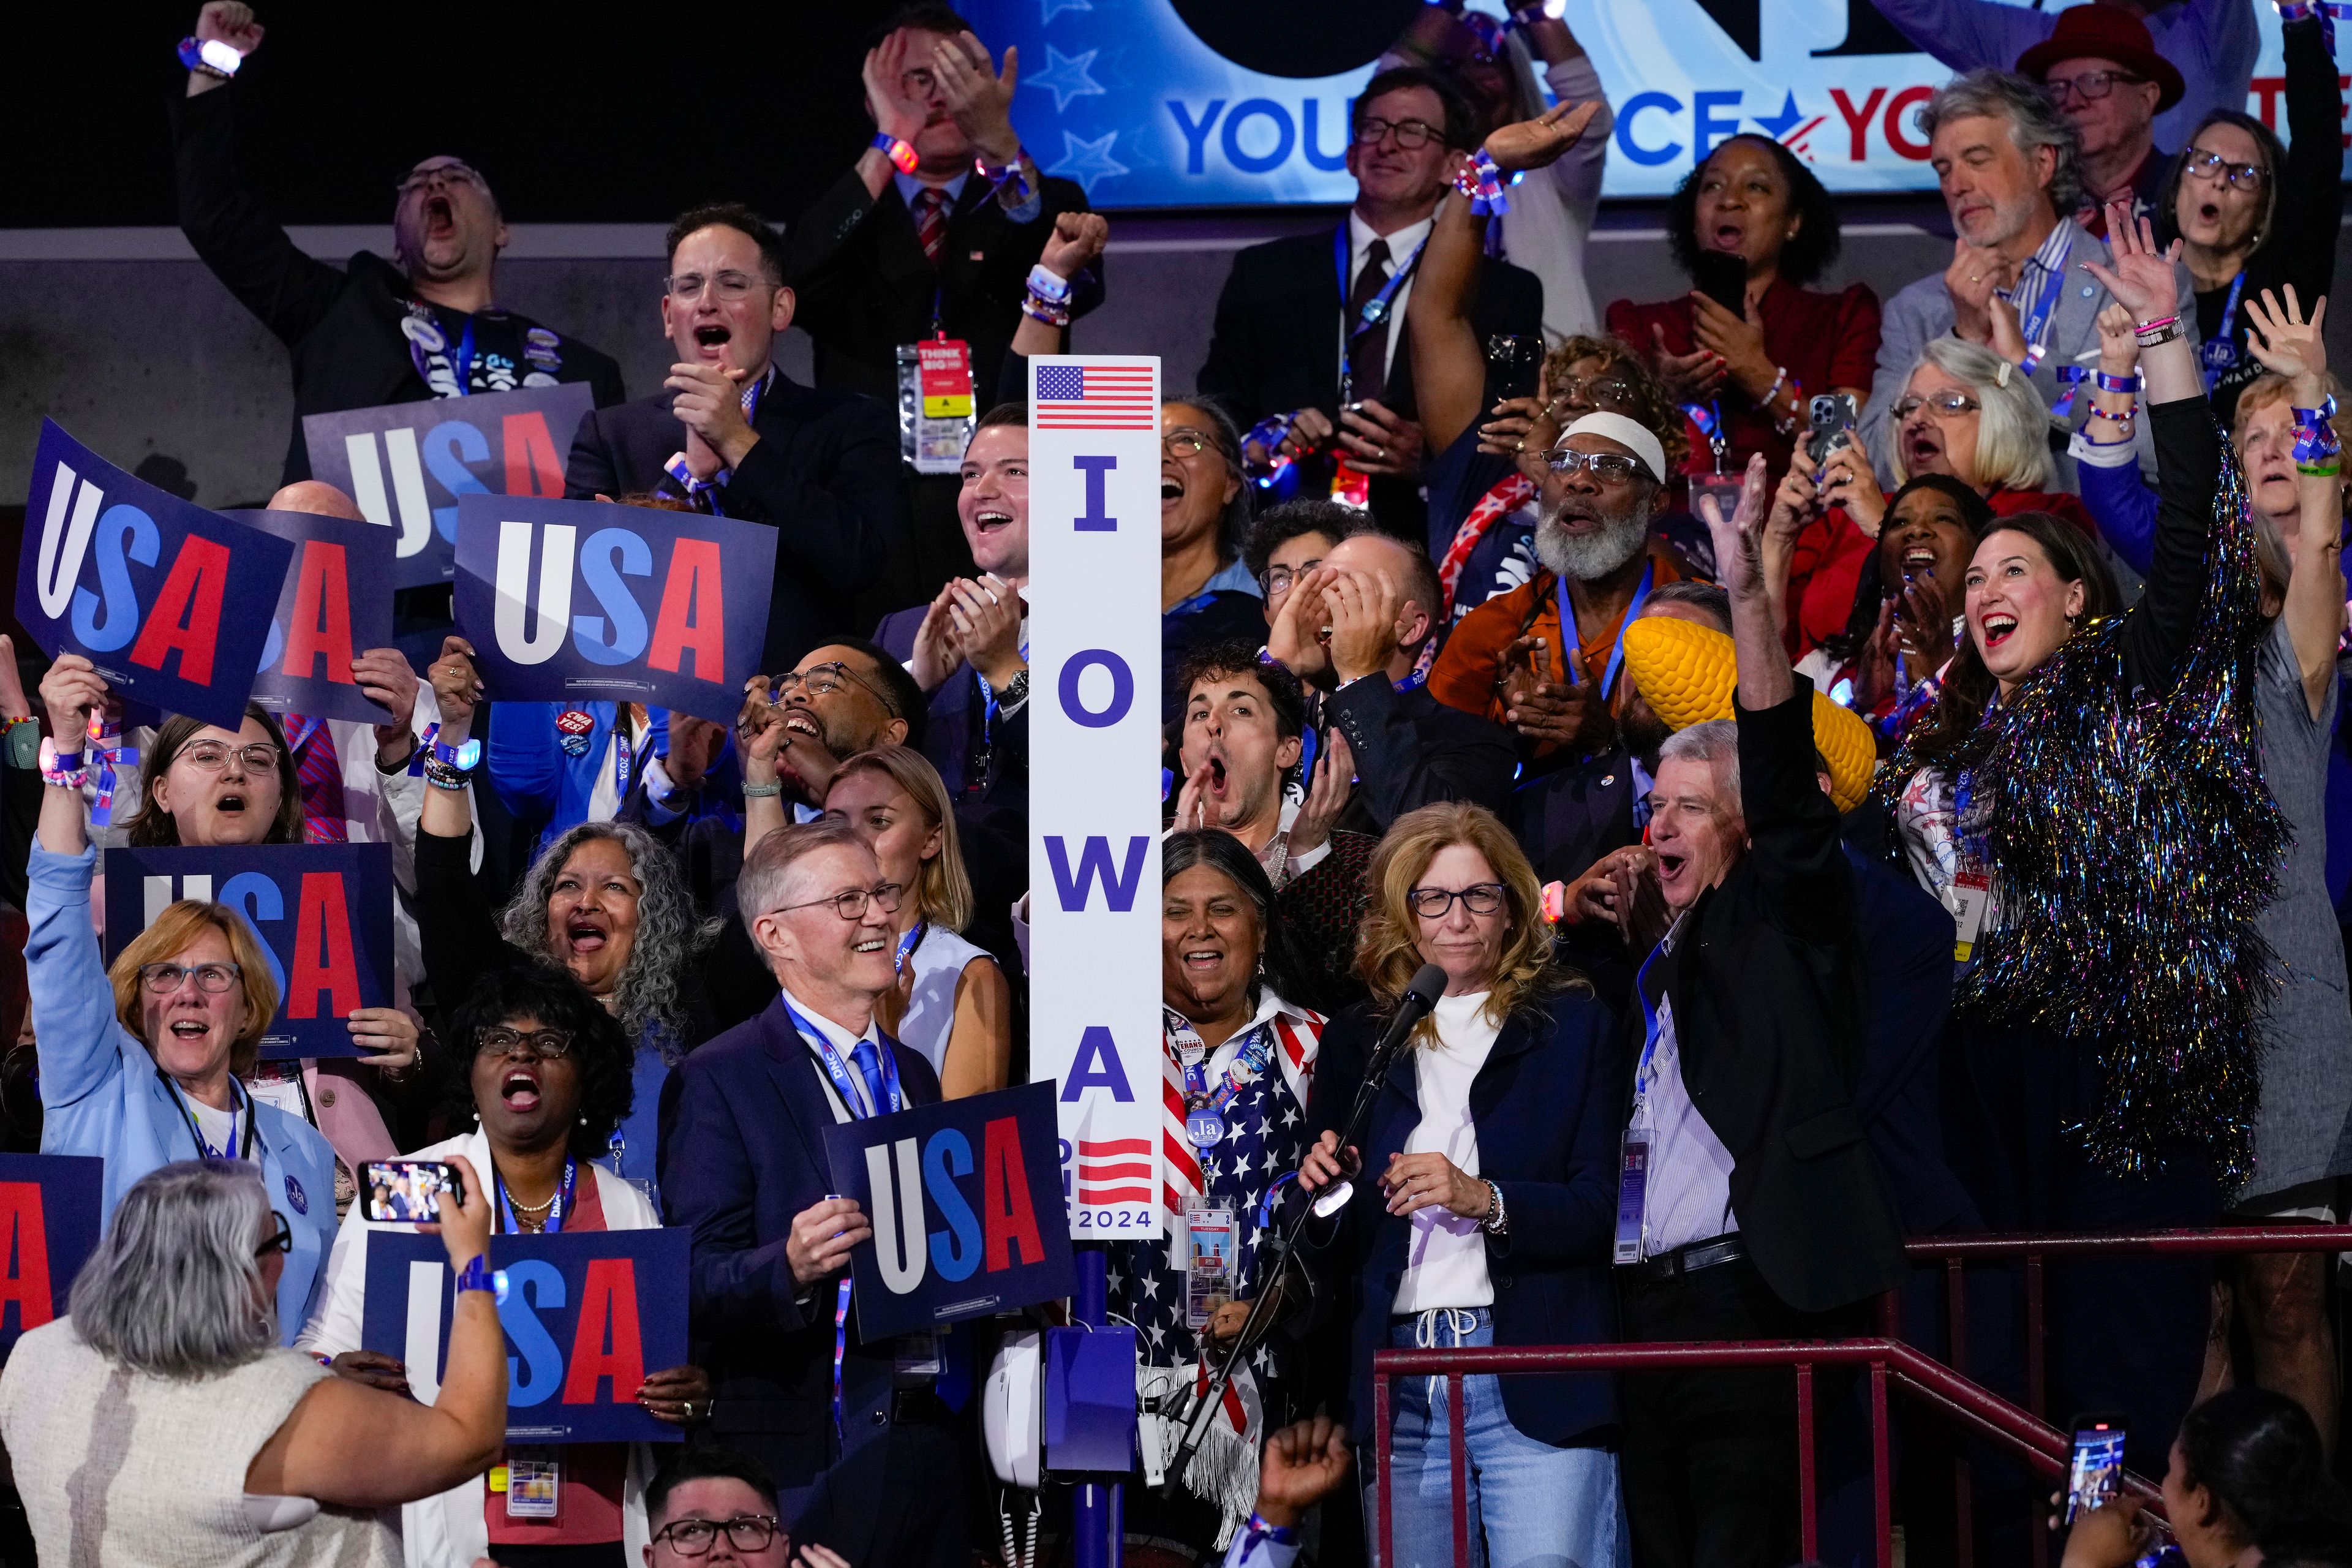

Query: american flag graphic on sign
left=1034, top=364, right=1157, bottom=430
left=1076, top=1136, right=1153, bottom=1206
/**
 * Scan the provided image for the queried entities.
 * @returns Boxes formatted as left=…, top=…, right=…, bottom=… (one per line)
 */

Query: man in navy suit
left=564, top=203, right=909, bottom=675
left=663, top=819, right=963, bottom=1568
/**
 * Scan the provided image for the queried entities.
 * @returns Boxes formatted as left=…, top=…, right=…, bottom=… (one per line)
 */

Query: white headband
left=1563, top=412, right=1668, bottom=484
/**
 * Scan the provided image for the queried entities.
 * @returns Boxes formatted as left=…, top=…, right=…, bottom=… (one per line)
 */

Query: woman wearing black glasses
left=2154, top=3, right=2343, bottom=425
left=300, top=960, right=710, bottom=1567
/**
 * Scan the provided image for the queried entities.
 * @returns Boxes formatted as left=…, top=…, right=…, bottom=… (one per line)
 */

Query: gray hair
left=1919, top=70, right=2084, bottom=217
left=499, top=820, right=717, bottom=1063
left=1657, top=719, right=1743, bottom=817
left=1888, top=336, right=2057, bottom=492
left=70, top=1161, right=276, bottom=1379
left=736, top=818, right=873, bottom=940
left=1643, top=580, right=1732, bottom=632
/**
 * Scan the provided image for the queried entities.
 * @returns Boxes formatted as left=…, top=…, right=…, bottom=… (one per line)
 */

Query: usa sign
left=361, top=1227, right=689, bottom=1445
left=0, top=1155, right=104, bottom=1365
left=1028, top=359, right=1164, bottom=1239
left=104, top=845, right=398, bottom=1060
left=18, top=420, right=296, bottom=731
left=451, top=494, right=777, bottom=725
left=303, top=382, right=595, bottom=590
left=225, top=510, right=400, bottom=726
left=823, top=1080, right=1074, bottom=1342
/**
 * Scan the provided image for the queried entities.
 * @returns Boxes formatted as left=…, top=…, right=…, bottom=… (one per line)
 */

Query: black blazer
left=564, top=374, right=908, bottom=673
left=1635, top=685, right=1907, bottom=1314
left=663, top=996, right=944, bottom=1546
left=787, top=168, right=1101, bottom=401
left=1309, top=990, right=1628, bottom=1447
left=1325, top=676, right=1516, bottom=839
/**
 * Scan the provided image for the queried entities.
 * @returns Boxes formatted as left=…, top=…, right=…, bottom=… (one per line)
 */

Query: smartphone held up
left=362, top=1159, right=466, bottom=1224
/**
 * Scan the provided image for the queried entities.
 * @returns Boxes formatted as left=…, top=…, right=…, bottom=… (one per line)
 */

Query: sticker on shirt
left=897, top=340, right=976, bottom=475
left=1949, top=870, right=1993, bottom=965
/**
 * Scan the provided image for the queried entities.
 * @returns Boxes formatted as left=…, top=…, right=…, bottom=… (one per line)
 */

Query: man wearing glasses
left=2015, top=7, right=2185, bottom=236
left=665, top=820, right=965, bottom=1568
left=644, top=1444, right=850, bottom=1567
left=1197, top=66, right=1544, bottom=540
left=565, top=204, right=910, bottom=676
left=169, top=2, right=627, bottom=491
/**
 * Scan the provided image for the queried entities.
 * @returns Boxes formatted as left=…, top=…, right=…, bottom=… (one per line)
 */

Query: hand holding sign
left=37, top=655, right=108, bottom=761
left=788, top=1196, right=872, bottom=1288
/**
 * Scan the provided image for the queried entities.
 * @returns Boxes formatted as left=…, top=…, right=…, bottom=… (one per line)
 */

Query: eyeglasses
left=1540, top=447, right=1647, bottom=483
left=654, top=1515, right=781, bottom=1557
left=1354, top=116, right=1442, bottom=150
left=1163, top=429, right=1214, bottom=460
left=2183, top=148, right=2267, bottom=192
left=1408, top=883, right=1509, bottom=919
left=770, top=882, right=905, bottom=923
left=179, top=741, right=281, bottom=773
left=1552, top=376, right=1639, bottom=413
left=139, top=960, right=242, bottom=995
left=772, top=662, right=900, bottom=717
left=2041, top=69, right=2145, bottom=105
left=480, top=1027, right=574, bottom=1061
left=1893, top=392, right=1981, bottom=421
left=663, top=271, right=764, bottom=303
left=1259, top=559, right=1325, bottom=596
left=255, top=1211, right=293, bottom=1259
left=395, top=162, right=489, bottom=197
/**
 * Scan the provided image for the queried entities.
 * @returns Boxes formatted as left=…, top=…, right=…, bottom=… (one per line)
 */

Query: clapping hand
left=930, top=30, right=1022, bottom=168
left=1944, top=239, right=2008, bottom=347
left=1653, top=324, right=1727, bottom=403
left=861, top=29, right=930, bottom=146
left=1498, top=635, right=1596, bottom=751
left=664, top=361, right=757, bottom=468
left=425, top=636, right=481, bottom=741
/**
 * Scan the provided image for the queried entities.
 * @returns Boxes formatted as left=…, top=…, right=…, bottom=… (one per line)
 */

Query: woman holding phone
left=300, top=960, right=710, bottom=1567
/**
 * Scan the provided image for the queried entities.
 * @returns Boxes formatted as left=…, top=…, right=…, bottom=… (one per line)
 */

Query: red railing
left=1369, top=1225, right=2352, bottom=1568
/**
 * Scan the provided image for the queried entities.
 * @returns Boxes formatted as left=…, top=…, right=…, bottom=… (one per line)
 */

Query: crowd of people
left=2, top=0, right=2352, bottom=1564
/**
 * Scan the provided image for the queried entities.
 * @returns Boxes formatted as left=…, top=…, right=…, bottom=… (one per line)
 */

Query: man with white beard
left=1427, top=410, right=1702, bottom=767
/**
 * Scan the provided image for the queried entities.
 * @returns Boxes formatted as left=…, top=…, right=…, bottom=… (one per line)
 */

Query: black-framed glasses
left=1259, top=559, right=1325, bottom=596
left=663, top=270, right=763, bottom=302
left=2041, top=69, right=2144, bottom=105
left=396, top=162, right=489, bottom=197
left=772, top=662, right=900, bottom=718
left=179, top=741, right=281, bottom=773
left=2183, top=148, right=2267, bottom=192
left=1553, top=376, right=1639, bottom=413
left=139, top=960, right=241, bottom=995
left=654, top=1514, right=781, bottom=1557
left=1408, top=883, right=1508, bottom=919
left=770, top=882, right=904, bottom=923
left=255, top=1211, right=293, bottom=1258
left=1541, top=447, right=1645, bottom=483
left=480, top=1027, right=573, bottom=1061
left=1354, top=116, right=1442, bottom=150
left=1893, top=391, right=1981, bottom=421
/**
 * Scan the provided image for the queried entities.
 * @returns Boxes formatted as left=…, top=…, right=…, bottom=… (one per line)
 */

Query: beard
left=1533, top=499, right=1650, bottom=582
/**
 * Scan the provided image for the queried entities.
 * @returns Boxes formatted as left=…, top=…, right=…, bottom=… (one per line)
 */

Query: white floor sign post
left=1028, top=355, right=1164, bottom=1242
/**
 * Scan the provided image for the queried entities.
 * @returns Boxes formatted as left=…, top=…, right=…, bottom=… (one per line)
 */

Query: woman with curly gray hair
left=411, top=639, right=720, bottom=1210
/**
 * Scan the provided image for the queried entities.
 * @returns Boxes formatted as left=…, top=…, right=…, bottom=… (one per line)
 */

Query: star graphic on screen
left=1026, top=45, right=1106, bottom=113
left=1752, top=90, right=1804, bottom=140
left=1040, top=0, right=1092, bottom=21
left=1044, top=129, right=1129, bottom=192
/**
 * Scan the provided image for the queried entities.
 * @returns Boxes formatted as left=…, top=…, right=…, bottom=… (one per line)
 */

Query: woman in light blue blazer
left=24, top=654, right=337, bottom=1340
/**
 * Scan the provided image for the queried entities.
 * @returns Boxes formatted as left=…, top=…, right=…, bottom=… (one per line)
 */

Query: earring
left=579, top=1115, right=589, bottom=1126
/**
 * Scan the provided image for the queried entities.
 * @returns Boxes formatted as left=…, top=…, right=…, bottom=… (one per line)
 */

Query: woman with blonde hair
left=1299, top=801, right=1629, bottom=1566
left=824, top=745, right=1012, bottom=1098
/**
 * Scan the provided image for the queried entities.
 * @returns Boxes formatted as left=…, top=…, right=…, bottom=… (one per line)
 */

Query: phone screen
left=1485, top=333, right=1542, bottom=404
left=363, top=1160, right=461, bottom=1224
left=1692, top=251, right=1747, bottom=318
left=2064, top=1419, right=2127, bottom=1522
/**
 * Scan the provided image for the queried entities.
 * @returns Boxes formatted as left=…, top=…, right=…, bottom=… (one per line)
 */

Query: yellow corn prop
left=1621, top=616, right=1876, bottom=812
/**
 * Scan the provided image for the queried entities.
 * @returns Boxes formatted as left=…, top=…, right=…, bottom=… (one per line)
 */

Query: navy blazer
left=663, top=995, right=943, bottom=1513
left=873, top=603, right=982, bottom=797
left=1308, top=990, right=1628, bottom=1448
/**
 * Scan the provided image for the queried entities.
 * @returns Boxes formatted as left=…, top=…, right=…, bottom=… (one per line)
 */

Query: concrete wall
left=5, top=205, right=2349, bottom=510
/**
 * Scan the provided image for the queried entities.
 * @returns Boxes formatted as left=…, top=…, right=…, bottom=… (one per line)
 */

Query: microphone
left=1308, top=961, right=1449, bottom=1218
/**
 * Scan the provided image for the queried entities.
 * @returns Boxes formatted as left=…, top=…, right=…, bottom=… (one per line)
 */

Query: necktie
left=850, top=1038, right=889, bottom=1116
left=913, top=188, right=950, bottom=268
left=1345, top=237, right=1393, bottom=405
left=287, top=715, right=347, bottom=843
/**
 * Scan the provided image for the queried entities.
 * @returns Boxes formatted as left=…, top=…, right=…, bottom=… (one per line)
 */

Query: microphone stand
left=1158, top=970, right=1445, bottom=1499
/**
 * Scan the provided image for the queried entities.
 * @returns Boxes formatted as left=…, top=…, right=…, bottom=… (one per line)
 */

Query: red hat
left=2016, top=7, right=2185, bottom=114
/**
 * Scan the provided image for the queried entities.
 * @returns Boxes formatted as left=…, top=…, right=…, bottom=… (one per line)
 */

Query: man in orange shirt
left=1428, top=411, right=1700, bottom=763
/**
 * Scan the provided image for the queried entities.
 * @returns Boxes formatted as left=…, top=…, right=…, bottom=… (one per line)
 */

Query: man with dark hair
left=1242, top=500, right=1351, bottom=635
left=788, top=3, right=1099, bottom=616
left=646, top=1444, right=846, bottom=1567
left=1197, top=65, right=1544, bottom=540
left=168, top=2, right=627, bottom=490
left=565, top=205, right=908, bottom=674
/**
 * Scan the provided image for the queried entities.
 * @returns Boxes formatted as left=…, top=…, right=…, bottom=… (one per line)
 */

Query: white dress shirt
left=780, top=984, right=891, bottom=1122
left=1630, top=924, right=1740, bottom=1258
left=1345, top=211, right=1436, bottom=389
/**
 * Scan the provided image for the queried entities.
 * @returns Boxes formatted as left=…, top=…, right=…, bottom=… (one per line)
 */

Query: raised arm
left=2277, top=7, right=2348, bottom=299
left=2244, top=288, right=2342, bottom=718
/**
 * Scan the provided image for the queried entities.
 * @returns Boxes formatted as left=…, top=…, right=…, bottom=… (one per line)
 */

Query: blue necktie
left=850, top=1038, right=888, bottom=1116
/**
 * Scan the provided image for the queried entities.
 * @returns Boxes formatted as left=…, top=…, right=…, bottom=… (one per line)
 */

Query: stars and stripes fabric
left=1033, top=364, right=1158, bottom=430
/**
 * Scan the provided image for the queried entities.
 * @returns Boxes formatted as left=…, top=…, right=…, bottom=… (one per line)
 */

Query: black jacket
left=1325, top=676, right=1515, bottom=838
left=786, top=168, right=1101, bottom=402
left=1635, top=685, right=1907, bottom=1314
left=170, top=90, right=625, bottom=487
left=563, top=374, right=909, bottom=673
left=1196, top=223, right=1544, bottom=534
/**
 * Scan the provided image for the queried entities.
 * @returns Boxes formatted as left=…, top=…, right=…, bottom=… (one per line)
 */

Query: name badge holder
left=1183, top=1198, right=1237, bottom=1330
left=502, top=1454, right=561, bottom=1520
left=1949, top=870, right=1994, bottom=965
left=1615, top=1110, right=1651, bottom=1267
left=897, top=338, right=976, bottom=475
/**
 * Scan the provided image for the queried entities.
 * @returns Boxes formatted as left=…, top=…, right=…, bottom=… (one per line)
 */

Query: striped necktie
left=285, top=715, right=347, bottom=843
left=912, top=187, right=950, bottom=267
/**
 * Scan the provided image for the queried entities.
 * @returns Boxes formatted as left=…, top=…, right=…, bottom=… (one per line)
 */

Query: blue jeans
left=1366, top=1308, right=1626, bottom=1568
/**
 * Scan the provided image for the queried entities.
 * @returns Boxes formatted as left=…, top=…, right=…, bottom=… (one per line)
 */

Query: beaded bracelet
left=2089, top=402, right=2137, bottom=426
left=1020, top=289, right=1070, bottom=327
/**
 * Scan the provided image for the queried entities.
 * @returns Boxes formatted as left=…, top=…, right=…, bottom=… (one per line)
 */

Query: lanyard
left=1166, top=1012, right=1276, bottom=1115
left=1556, top=559, right=1654, bottom=701
left=86, top=710, right=138, bottom=827
left=495, top=1157, right=578, bottom=1235
left=163, top=1072, right=255, bottom=1161
left=2011, top=235, right=2071, bottom=354
left=1631, top=941, right=1670, bottom=1104
left=1683, top=401, right=1726, bottom=468
left=1332, top=227, right=1428, bottom=398
left=2199, top=271, right=2250, bottom=390
left=661, top=372, right=767, bottom=515
left=894, top=921, right=927, bottom=978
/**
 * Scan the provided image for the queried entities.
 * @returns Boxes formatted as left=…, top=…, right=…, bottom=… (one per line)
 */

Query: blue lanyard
left=894, top=921, right=927, bottom=978
left=2011, top=236, right=2071, bottom=352
left=1177, top=1023, right=1275, bottom=1117
left=1332, top=227, right=1429, bottom=344
left=495, top=1157, right=578, bottom=1235
left=1556, top=559, right=1654, bottom=701
left=1682, top=401, right=1725, bottom=464
left=1952, top=766, right=1991, bottom=869
left=448, top=315, right=476, bottom=394
left=2199, top=272, right=2250, bottom=390
left=1166, top=588, right=1220, bottom=619
left=164, top=1073, right=254, bottom=1161
left=1632, top=942, right=1669, bottom=1100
